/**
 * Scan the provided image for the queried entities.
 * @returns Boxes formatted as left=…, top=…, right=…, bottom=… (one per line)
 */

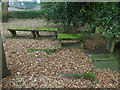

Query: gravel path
left=1, top=18, right=119, bottom=88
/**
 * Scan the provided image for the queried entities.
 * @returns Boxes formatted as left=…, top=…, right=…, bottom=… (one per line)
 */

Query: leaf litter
left=1, top=19, right=119, bottom=88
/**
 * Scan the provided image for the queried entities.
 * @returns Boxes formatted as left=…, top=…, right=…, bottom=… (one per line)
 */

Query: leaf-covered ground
left=1, top=18, right=119, bottom=88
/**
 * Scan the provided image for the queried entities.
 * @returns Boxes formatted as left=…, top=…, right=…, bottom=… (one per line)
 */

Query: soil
left=84, top=35, right=110, bottom=55
left=114, top=41, right=120, bottom=53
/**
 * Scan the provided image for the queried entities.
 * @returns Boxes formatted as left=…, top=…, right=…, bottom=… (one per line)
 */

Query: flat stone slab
left=27, top=49, right=58, bottom=55
left=93, top=60, right=118, bottom=71
left=89, top=54, right=117, bottom=61
left=58, top=34, right=86, bottom=40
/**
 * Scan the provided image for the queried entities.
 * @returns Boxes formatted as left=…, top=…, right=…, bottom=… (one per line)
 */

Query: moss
left=43, top=49, right=58, bottom=55
left=90, top=70, right=94, bottom=73
left=36, top=27, right=58, bottom=31
left=73, top=73, right=83, bottom=78
left=58, top=43, right=62, bottom=49
left=58, top=34, right=86, bottom=39
left=10, top=34, right=13, bottom=37
left=73, top=70, right=96, bottom=80
left=9, top=27, right=31, bottom=30
left=9, top=27, right=58, bottom=31
left=60, top=70, right=98, bottom=84
left=27, top=49, right=58, bottom=55
left=82, top=73, right=96, bottom=80
left=81, top=42, right=84, bottom=48
left=73, top=70, right=98, bottom=85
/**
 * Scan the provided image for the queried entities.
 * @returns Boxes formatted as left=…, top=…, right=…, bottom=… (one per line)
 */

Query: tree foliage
left=85, top=2, right=120, bottom=37
left=40, top=2, right=88, bottom=31
left=40, top=2, right=119, bottom=36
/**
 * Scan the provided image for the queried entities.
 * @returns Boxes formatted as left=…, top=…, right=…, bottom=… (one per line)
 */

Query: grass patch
left=58, top=34, right=86, bottom=39
left=28, top=49, right=58, bottom=55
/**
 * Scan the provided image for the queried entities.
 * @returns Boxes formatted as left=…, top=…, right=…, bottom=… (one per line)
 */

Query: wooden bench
left=57, top=33, right=86, bottom=49
left=8, top=27, right=58, bottom=38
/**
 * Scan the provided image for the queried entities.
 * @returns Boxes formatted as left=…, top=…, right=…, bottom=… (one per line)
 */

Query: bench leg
left=31, top=31, right=36, bottom=37
left=55, top=32, right=58, bottom=39
left=58, top=40, right=62, bottom=50
left=36, top=31, right=39, bottom=37
left=79, top=40, right=84, bottom=48
left=10, top=31, right=16, bottom=37
left=81, top=42, right=84, bottom=48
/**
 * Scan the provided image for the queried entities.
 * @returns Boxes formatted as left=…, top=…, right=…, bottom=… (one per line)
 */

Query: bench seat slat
left=8, top=27, right=58, bottom=32
left=36, top=28, right=58, bottom=32
left=8, top=27, right=58, bottom=38
left=58, top=33, right=86, bottom=40
left=8, top=29, right=34, bottom=31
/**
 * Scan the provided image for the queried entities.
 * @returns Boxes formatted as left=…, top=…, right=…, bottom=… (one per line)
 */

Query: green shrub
left=9, top=10, right=43, bottom=19
left=40, top=2, right=87, bottom=31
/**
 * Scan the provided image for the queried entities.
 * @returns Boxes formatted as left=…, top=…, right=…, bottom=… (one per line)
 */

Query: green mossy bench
left=8, top=27, right=58, bottom=38
left=57, top=33, right=86, bottom=49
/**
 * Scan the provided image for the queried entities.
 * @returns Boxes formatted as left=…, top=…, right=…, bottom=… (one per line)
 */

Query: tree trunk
left=0, top=34, right=10, bottom=80
left=2, top=1, right=9, bottom=22
left=0, top=37, right=2, bottom=80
